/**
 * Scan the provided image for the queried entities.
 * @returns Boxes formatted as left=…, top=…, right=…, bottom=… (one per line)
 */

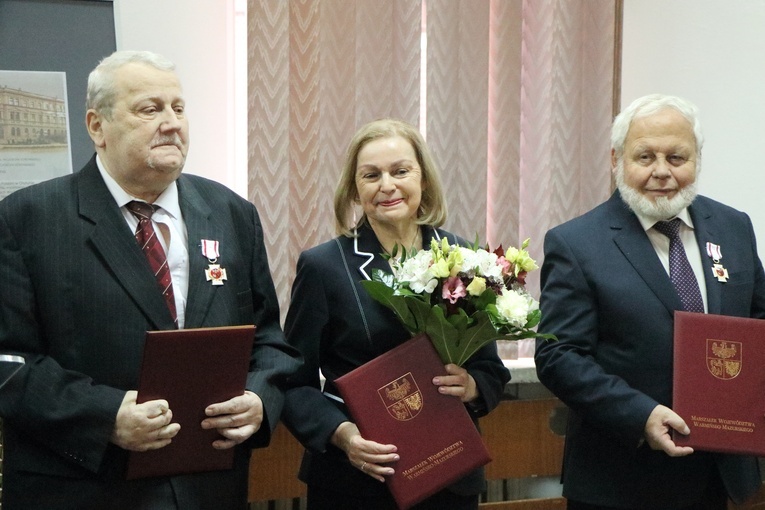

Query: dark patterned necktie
left=653, top=218, right=705, bottom=313
left=126, top=201, right=178, bottom=325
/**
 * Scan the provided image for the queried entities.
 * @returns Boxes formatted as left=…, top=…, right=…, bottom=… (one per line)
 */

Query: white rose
left=495, top=290, right=532, bottom=327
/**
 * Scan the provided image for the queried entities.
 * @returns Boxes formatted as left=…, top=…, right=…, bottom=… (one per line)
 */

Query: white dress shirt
left=96, top=155, right=190, bottom=327
left=634, top=207, right=708, bottom=313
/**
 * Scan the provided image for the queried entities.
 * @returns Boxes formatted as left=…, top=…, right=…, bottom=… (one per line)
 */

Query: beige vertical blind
left=248, top=0, right=620, bottom=328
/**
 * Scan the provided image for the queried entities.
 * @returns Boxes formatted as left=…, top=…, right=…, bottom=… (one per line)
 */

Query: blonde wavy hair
left=333, top=118, right=447, bottom=237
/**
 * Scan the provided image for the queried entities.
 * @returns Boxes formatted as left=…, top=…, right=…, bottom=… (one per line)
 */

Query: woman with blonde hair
left=281, top=118, right=510, bottom=509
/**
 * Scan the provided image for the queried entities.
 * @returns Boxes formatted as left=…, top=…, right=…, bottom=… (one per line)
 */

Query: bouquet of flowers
left=361, top=238, right=555, bottom=366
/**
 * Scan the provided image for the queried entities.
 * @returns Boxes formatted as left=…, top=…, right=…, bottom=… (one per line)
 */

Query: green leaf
left=525, top=309, right=541, bottom=329
left=406, top=297, right=437, bottom=333
left=536, top=332, right=558, bottom=342
left=369, top=268, right=394, bottom=286
left=452, top=312, right=503, bottom=366
left=473, top=288, right=497, bottom=310
left=395, top=288, right=420, bottom=298
left=359, top=280, right=418, bottom=333
left=423, top=305, right=460, bottom=364
left=445, top=307, right=470, bottom=334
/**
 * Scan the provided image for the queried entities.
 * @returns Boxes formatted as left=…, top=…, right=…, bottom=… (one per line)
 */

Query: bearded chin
left=614, top=161, right=698, bottom=221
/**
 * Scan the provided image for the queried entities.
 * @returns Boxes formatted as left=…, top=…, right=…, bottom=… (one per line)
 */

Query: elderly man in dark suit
left=535, top=94, right=763, bottom=510
left=0, top=50, right=300, bottom=509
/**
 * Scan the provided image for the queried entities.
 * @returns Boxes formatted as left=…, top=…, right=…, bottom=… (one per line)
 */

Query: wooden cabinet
left=248, top=423, right=306, bottom=502
left=248, top=398, right=765, bottom=509
left=248, top=397, right=567, bottom=508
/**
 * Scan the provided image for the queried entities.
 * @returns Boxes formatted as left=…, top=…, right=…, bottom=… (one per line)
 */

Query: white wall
left=622, top=0, right=765, bottom=246
left=112, top=0, right=246, bottom=197
left=111, top=1, right=765, bottom=244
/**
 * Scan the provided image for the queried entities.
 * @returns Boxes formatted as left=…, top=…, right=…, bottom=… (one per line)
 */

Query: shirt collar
left=96, top=154, right=181, bottom=219
left=633, top=207, right=694, bottom=233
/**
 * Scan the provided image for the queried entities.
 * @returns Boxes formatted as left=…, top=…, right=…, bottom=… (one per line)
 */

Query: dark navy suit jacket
left=535, top=191, right=763, bottom=508
left=281, top=223, right=510, bottom=502
left=0, top=156, right=301, bottom=510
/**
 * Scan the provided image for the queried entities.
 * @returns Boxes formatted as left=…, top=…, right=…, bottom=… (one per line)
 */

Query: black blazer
left=0, top=156, right=301, bottom=510
left=281, top=223, right=511, bottom=501
left=535, top=191, right=763, bottom=508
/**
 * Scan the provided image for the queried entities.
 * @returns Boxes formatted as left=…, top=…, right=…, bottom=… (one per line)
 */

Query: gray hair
left=611, top=94, right=704, bottom=160
left=86, top=50, right=176, bottom=119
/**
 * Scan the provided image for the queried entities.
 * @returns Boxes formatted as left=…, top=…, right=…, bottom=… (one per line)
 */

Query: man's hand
left=201, top=390, right=263, bottom=449
left=111, top=390, right=180, bottom=451
left=644, top=404, right=694, bottom=457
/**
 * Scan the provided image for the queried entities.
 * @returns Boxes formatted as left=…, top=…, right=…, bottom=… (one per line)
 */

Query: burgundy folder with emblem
left=126, top=325, right=255, bottom=479
left=335, top=333, right=491, bottom=509
left=672, top=311, right=765, bottom=455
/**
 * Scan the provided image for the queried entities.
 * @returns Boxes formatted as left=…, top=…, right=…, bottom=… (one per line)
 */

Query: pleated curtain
left=248, top=0, right=620, bottom=355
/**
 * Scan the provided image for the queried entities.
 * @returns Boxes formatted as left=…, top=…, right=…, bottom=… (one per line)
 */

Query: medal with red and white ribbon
left=706, top=242, right=728, bottom=283
left=202, top=239, right=227, bottom=285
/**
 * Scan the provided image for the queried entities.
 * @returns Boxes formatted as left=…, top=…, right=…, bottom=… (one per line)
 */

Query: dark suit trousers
left=566, top=468, right=727, bottom=510
left=307, top=484, right=478, bottom=510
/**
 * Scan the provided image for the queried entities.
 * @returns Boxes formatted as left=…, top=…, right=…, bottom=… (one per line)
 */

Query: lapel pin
left=706, top=242, right=728, bottom=283
left=202, top=239, right=227, bottom=286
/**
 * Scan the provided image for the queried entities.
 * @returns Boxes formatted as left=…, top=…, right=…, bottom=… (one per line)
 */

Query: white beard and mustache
left=614, top=159, right=698, bottom=221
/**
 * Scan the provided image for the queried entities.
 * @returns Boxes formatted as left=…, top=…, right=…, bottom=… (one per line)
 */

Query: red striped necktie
left=126, top=201, right=178, bottom=326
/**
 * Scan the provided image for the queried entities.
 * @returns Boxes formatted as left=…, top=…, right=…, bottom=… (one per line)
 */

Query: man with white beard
left=535, top=94, right=763, bottom=510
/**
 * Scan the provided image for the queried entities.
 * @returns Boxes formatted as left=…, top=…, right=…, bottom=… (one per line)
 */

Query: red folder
left=125, top=325, right=255, bottom=479
left=673, top=311, right=765, bottom=455
left=335, top=333, right=491, bottom=509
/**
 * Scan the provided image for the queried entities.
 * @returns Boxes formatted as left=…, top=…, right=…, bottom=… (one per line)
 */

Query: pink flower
left=442, top=276, right=467, bottom=304
left=497, top=256, right=513, bottom=276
